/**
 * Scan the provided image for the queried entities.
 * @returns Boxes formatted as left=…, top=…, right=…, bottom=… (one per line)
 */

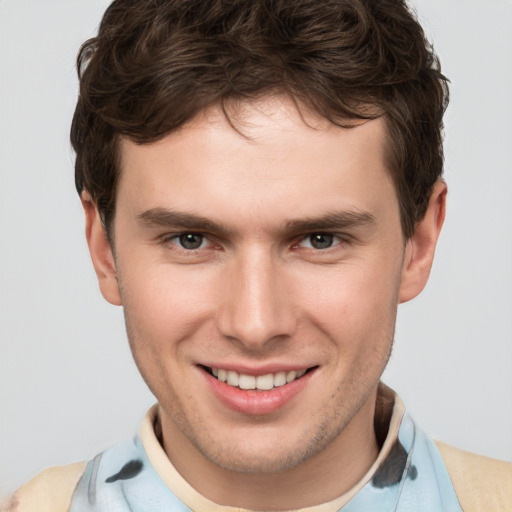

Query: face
left=86, top=97, right=441, bottom=479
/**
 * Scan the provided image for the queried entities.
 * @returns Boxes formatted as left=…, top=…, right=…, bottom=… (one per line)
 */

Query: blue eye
left=303, top=233, right=335, bottom=250
left=310, top=234, right=334, bottom=249
left=177, top=233, right=205, bottom=250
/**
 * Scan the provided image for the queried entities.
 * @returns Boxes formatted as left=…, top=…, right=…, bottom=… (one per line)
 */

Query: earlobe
left=81, top=191, right=122, bottom=306
left=398, top=180, right=447, bottom=303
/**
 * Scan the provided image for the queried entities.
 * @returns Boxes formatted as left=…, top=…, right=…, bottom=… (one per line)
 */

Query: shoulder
left=1, top=462, right=87, bottom=512
left=436, top=441, right=512, bottom=512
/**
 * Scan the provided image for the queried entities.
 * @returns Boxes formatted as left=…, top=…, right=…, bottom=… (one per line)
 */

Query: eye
left=300, top=233, right=336, bottom=250
left=175, top=233, right=206, bottom=250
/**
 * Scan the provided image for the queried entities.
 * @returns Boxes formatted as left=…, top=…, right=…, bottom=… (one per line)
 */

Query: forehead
left=116, top=96, right=397, bottom=231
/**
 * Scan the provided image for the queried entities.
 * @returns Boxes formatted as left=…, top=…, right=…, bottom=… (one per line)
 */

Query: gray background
left=1, top=0, right=511, bottom=497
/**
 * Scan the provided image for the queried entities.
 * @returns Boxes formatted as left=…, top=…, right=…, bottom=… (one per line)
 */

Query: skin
left=84, top=96, right=446, bottom=510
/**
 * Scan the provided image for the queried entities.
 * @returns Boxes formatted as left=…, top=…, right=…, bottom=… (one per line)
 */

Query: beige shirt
left=4, top=388, right=511, bottom=512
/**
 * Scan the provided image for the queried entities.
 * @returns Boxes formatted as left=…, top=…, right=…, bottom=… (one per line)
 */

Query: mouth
left=202, top=366, right=315, bottom=391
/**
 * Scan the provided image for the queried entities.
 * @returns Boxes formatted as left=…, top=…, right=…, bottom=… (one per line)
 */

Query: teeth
left=227, top=371, right=239, bottom=387
left=274, top=371, right=287, bottom=387
left=239, top=374, right=256, bottom=390
left=286, top=370, right=297, bottom=383
left=210, top=367, right=308, bottom=390
left=256, top=374, right=274, bottom=390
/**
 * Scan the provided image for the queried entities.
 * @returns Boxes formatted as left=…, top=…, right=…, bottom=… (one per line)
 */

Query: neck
left=159, top=392, right=380, bottom=510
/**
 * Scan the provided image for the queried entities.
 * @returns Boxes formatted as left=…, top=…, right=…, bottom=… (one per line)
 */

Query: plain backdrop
left=1, top=0, right=511, bottom=498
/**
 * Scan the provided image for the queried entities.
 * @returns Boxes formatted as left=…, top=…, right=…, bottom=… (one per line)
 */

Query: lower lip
left=202, top=368, right=314, bottom=415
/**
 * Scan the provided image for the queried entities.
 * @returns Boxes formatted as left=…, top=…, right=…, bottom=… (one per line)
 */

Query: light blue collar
left=70, top=412, right=463, bottom=511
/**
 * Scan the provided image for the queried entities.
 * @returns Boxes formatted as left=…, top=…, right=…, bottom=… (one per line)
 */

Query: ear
left=398, top=180, right=447, bottom=303
left=81, top=191, right=122, bottom=306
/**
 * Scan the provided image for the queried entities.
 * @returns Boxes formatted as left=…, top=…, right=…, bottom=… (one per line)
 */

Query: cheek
left=292, top=258, right=401, bottom=346
left=118, top=263, right=214, bottom=352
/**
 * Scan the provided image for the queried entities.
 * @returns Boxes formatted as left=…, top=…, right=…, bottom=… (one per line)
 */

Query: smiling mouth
left=203, top=366, right=315, bottom=391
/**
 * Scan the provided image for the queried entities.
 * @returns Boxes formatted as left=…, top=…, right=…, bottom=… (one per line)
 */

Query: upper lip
left=199, top=362, right=317, bottom=377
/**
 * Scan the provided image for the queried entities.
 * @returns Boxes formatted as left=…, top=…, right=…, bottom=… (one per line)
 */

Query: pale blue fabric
left=69, top=412, right=463, bottom=511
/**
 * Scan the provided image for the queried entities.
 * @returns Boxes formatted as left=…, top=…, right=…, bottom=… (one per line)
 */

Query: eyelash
left=160, top=232, right=213, bottom=251
left=294, top=233, right=348, bottom=251
left=159, top=231, right=349, bottom=253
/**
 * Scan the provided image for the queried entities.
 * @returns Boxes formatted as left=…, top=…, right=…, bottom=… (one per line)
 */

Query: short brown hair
left=71, top=0, right=449, bottom=239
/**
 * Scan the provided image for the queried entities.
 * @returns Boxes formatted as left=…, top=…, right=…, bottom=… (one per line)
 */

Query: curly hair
left=71, top=0, right=449, bottom=239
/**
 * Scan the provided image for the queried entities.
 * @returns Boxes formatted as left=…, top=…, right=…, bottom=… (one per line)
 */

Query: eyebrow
left=137, top=208, right=234, bottom=236
left=137, top=207, right=375, bottom=236
left=284, top=210, right=376, bottom=233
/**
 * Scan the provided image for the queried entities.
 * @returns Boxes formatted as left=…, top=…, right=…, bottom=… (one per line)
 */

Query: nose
left=217, top=247, right=297, bottom=350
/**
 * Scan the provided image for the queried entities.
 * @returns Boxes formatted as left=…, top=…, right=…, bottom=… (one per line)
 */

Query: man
left=5, top=0, right=511, bottom=510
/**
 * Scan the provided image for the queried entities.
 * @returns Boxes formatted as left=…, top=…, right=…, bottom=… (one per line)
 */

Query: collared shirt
left=5, top=385, right=512, bottom=512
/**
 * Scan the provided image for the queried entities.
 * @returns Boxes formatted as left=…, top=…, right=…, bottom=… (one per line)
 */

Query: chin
left=192, top=418, right=345, bottom=475
left=201, top=444, right=315, bottom=474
